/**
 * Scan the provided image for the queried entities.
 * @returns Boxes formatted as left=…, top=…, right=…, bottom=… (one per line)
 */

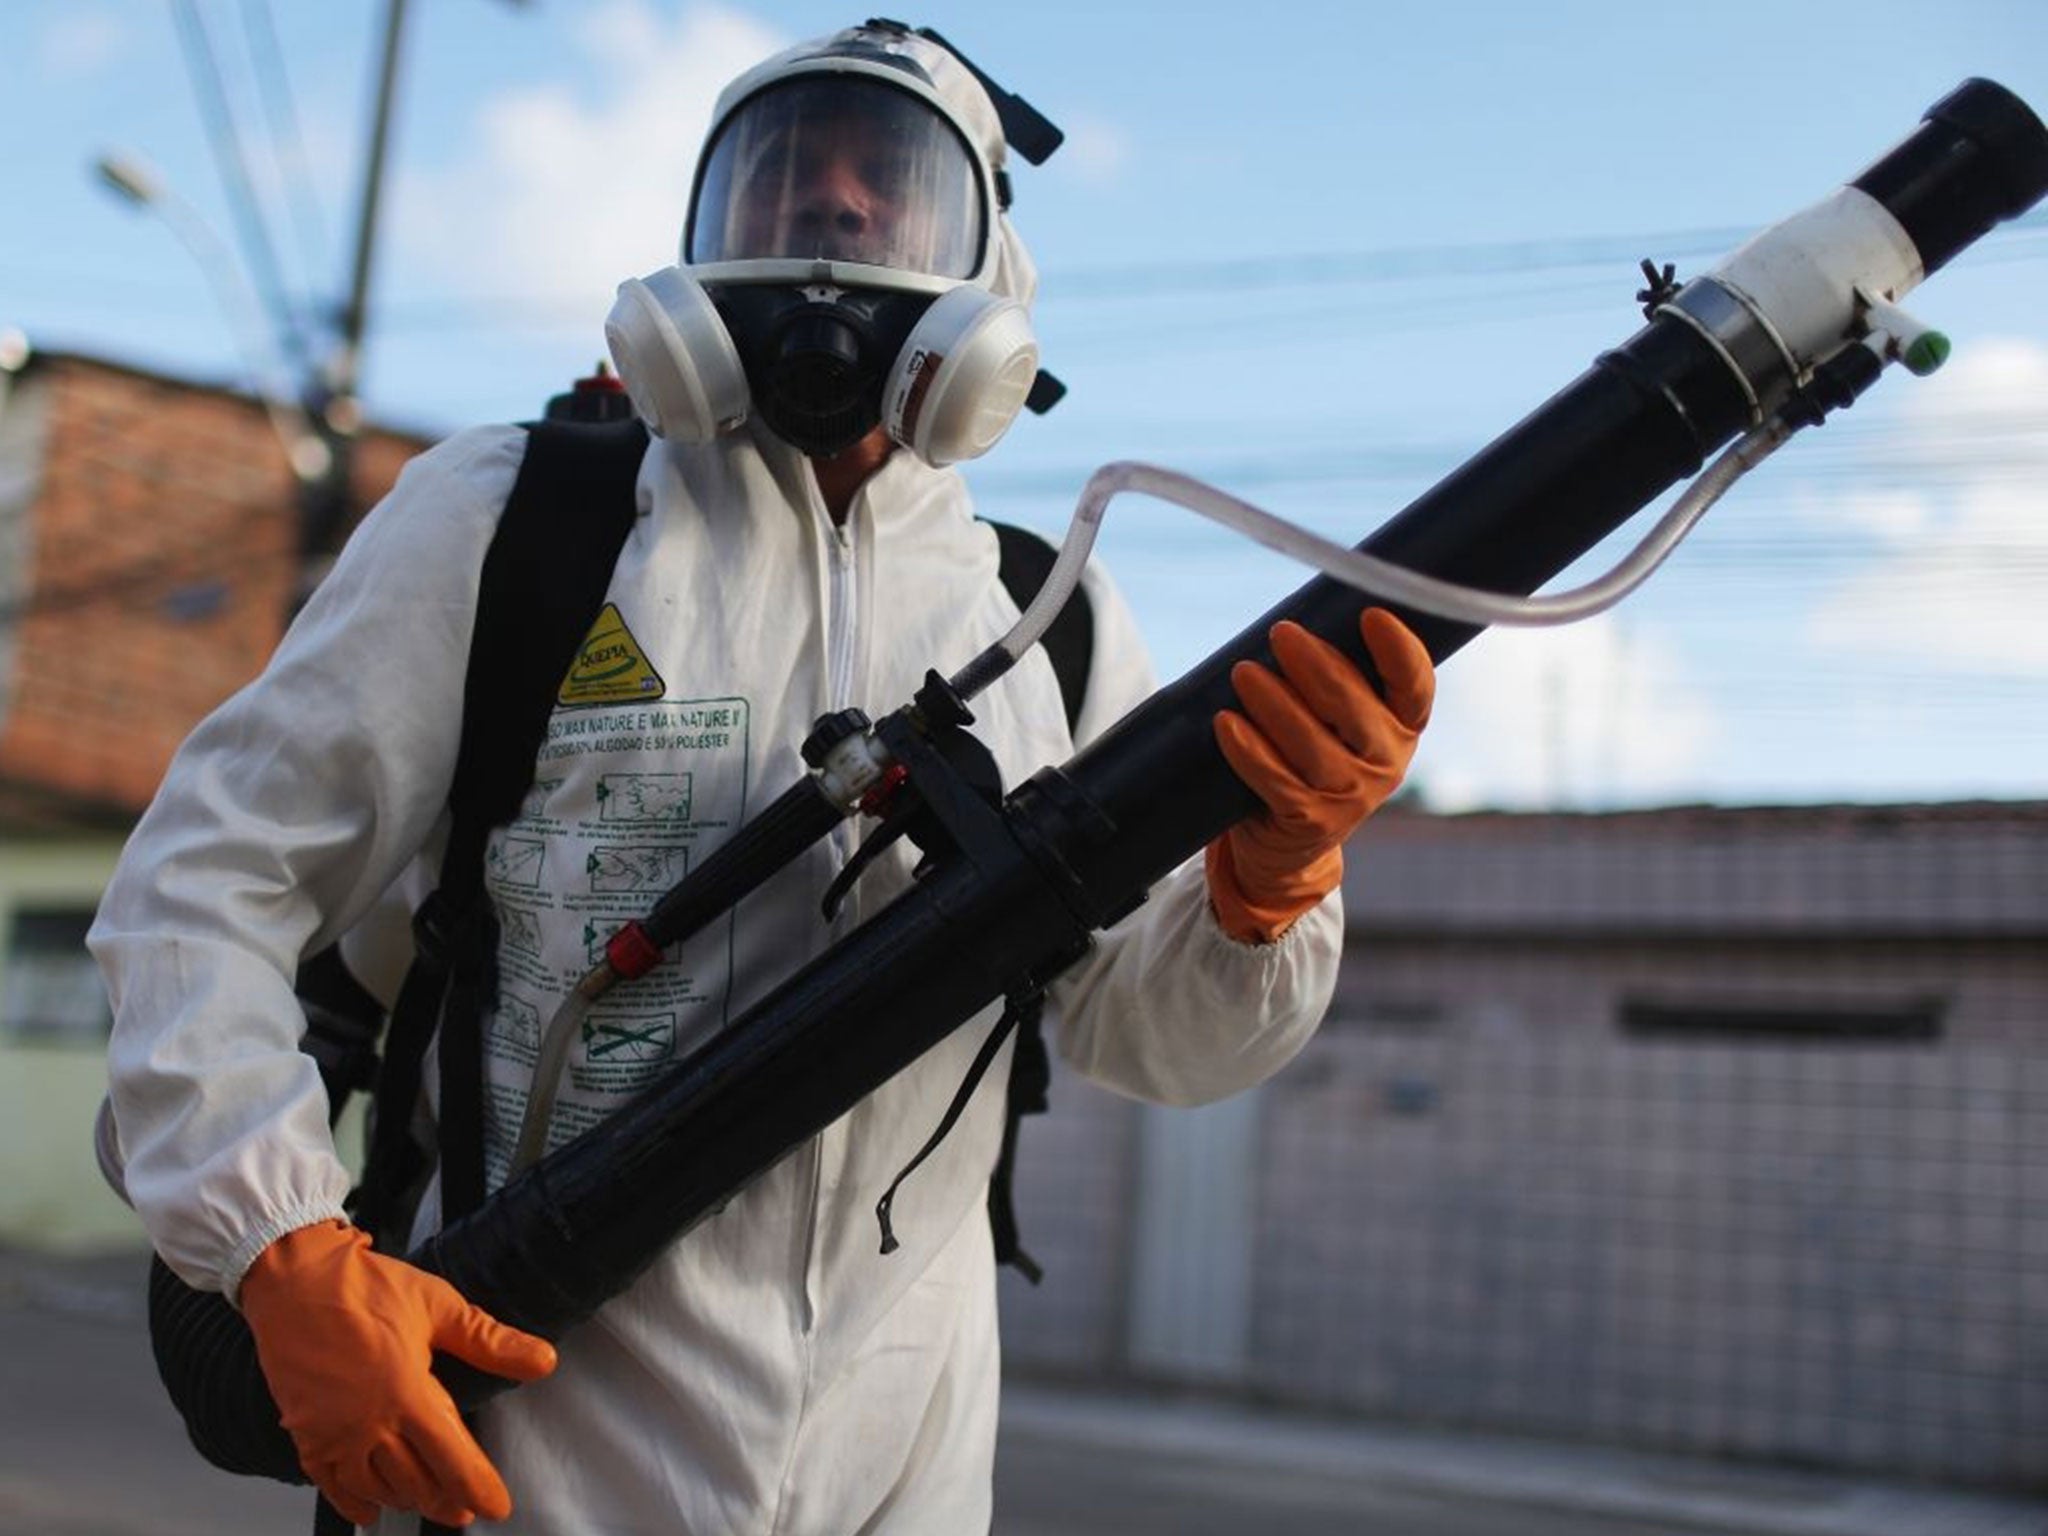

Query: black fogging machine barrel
left=154, top=80, right=2048, bottom=1481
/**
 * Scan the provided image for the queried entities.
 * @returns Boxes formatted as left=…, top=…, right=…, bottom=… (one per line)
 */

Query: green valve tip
left=1902, top=331, right=1950, bottom=377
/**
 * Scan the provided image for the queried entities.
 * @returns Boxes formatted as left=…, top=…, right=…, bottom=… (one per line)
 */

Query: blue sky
left=7, top=0, right=2048, bottom=811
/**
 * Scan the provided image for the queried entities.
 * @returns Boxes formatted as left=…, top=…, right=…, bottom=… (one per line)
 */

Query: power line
left=169, top=0, right=315, bottom=382
left=33, top=223, right=2048, bottom=345
left=1045, top=214, right=2048, bottom=303
left=965, top=441, right=2048, bottom=507
left=362, top=211, right=2048, bottom=327
left=239, top=0, right=333, bottom=308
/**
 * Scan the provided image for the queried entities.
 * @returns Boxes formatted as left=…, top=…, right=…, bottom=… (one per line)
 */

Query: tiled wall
left=1002, top=934, right=2048, bottom=1487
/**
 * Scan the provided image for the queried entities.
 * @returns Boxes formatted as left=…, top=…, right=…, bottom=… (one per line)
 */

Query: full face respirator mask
left=606, top=26, right=1059, bottom=467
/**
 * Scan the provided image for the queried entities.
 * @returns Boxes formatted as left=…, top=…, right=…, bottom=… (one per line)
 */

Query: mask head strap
left=857, top=19, right=1064, bottom=186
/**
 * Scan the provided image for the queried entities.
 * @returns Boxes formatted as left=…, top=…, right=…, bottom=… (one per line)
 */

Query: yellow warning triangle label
left=558, top=603, right=667, bottom=705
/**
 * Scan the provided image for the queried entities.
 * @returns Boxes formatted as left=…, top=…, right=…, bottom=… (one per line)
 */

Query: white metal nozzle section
left=815, top=732, right=892, bottom=808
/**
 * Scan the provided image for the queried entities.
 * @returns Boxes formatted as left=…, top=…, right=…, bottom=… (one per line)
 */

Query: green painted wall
left=0, top=839, right=139, bottom=1251
left=0, top=837, right=371, bottom=1256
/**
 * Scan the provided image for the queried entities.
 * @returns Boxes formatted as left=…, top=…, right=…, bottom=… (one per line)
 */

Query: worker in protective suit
left=90, top=21, right=1433, bottom=1535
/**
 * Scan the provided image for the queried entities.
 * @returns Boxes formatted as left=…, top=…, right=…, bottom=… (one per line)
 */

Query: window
left=1, top=908, right=112, bottom=1046
left=1619, top=995, right=1943, bottom=1043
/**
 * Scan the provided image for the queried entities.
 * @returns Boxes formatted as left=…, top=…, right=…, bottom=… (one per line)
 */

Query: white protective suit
left=92, top=416, right=1343, bottom=1534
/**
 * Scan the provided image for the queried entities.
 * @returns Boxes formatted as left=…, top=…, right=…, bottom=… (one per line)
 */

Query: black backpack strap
left=350, top=894, right=468, bottom=1241
left=873, top=991, right=1034, bottom=1260
left=989, top=520, right=1092, bottom=734
left=984, top=991, right=1049, bottom=1283
left=444, top=417, right=651, bottom=877
left=353, top=417, right=648, bottom=1237
left=983, top=520, right=1096, bottom=1280
left=294, top=946, right=385, bottom=1121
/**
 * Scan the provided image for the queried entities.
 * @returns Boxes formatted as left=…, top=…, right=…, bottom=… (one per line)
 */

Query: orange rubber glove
left=1208, top=609, right=1434, bottom=942
left=238, top=1219, right=557, bottom=1528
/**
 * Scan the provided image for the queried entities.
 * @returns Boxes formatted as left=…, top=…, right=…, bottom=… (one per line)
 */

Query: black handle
left=640, top=775, right=844, bottom=951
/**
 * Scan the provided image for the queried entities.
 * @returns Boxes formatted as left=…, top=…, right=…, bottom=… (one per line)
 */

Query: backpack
left=346, top=412, right=1092, bottom=1280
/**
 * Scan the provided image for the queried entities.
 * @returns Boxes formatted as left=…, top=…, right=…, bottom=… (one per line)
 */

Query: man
left=91, top=22, right=1433, bottom=1534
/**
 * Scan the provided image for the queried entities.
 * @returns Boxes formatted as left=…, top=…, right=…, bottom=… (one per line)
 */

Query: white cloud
left=392, top=3, right=784, bottom=310
left=1417, top=616, right=1718, bottom=811
left=1900, top=336, right=2048, bottom=433
left=1807, top=481, right=2048, bottom=673
left=1793, top=482, right=1927, bottom=544
left=1806, top=337, right=2048, bottom=674
left=1055, top=113, right=1133, bottom=185
left=40, top=9, right=130, bottom=76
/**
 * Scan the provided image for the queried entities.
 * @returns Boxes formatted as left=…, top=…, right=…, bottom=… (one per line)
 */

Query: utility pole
left=295, top=0, right=411, bottom=601
left=103, top=0, right=525, bottom=607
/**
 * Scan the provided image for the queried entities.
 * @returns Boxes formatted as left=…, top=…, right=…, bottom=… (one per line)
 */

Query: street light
left=93, top=150, right=333, bottom=485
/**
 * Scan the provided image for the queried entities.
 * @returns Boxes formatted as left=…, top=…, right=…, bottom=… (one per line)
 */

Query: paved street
left=3, top=1246, right=2042, bottom=1536
left=996, top=1423, right=1737, bottom=1536
left=0, top=1252, right=305, bottom=1535
left=995, top=1387, right=2048, bottom=1536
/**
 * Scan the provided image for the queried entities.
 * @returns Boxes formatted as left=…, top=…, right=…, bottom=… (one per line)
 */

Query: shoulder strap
left=437, top=415, right=648, bottom=1219
left=355, top=417, right=647, bottom=1236
left=989, top=521, right=1092, bottom=734
left=444, top=416, right=651, bottom=888
left=982, top=519, right=1094, bottom=1282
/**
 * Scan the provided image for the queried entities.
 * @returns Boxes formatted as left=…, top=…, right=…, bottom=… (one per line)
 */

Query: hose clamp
left=1657, top=277, right=1801, bottom=426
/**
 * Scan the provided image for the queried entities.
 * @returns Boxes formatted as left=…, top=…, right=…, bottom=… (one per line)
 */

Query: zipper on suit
left=825, top=518, right=857, bottom=713
left=803, top=503, right=862, bottom=1338
left=819, top=512, right=865, bottom=905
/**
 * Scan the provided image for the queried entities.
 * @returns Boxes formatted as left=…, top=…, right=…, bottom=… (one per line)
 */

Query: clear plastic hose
left=511, top=980, right=599, bottom=1175
left=950, top=419, right=1791, bottom=701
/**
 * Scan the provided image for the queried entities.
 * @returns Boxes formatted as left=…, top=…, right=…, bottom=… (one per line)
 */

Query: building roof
left=2, top=341, right=446, bottom=446
left=1342, top=801, right=2048, bottom=939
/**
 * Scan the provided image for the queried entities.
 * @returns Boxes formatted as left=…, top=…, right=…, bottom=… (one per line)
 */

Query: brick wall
left=0, top=355, right=427, bottom=816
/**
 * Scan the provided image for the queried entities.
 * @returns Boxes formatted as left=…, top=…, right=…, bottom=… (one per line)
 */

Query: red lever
left=605, top=921, right=664, bottom=980
left=858, top=762, right=910, bottom=817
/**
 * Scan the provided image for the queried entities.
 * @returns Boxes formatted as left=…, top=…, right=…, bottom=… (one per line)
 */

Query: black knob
left=802, top=708, right=872, bottom=769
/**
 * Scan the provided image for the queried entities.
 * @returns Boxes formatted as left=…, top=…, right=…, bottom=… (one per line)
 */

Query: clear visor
left=687, top=76, right=987, bottom=280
